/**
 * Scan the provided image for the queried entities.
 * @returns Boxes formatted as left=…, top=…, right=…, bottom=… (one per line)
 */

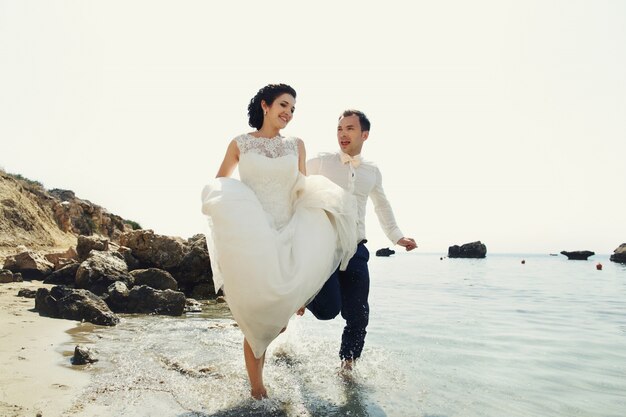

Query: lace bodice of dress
left=235, top=134, right=300, bottom=229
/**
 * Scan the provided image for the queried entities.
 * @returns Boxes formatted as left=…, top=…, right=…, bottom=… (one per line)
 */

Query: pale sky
left=1, top=1, right=625, bottom=254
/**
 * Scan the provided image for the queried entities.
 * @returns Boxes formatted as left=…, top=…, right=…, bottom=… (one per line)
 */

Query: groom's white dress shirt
left=307, top=152, right=404, bottom=245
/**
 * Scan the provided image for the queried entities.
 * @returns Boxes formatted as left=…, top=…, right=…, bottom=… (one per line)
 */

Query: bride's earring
left=264, top=110, right=267, bottom=116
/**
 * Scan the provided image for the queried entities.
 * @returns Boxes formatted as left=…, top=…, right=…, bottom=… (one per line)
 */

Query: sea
left=62, top=252, right=626, bottom=417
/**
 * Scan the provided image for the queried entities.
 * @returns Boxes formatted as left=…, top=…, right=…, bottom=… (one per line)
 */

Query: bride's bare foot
left=296, top=306, right=306, bottom=316
left=251, top=386, right=268, bottom=400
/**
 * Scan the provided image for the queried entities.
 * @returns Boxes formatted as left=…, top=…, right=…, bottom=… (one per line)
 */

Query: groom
left=305, top=109, right=417, bottom=369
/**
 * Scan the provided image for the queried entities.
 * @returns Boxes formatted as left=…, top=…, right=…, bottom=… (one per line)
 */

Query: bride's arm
left=215, top=139, right=240, bottom=178
left=297, top=138, right=306, bottom=175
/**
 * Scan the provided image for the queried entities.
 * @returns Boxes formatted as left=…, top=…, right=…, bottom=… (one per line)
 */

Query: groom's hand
left=397, top=237, right=417, bottom=251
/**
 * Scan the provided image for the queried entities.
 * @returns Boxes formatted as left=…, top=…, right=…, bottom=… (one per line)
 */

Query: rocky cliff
left=0, top=170, right=134, bottom=257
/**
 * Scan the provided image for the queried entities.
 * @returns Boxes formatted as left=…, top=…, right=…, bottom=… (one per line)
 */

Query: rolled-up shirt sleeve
left=370, top=168, right=404, bottom=244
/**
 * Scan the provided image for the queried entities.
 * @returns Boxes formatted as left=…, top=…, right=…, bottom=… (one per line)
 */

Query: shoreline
left=0, top=281, right=90, bottom=417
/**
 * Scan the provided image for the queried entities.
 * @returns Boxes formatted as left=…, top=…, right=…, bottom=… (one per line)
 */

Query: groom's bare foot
left=341, top=359, right=354, bottom=371
left=251, top=386, right=268, bottom=400
left=296, top=306, right=306, bottom=316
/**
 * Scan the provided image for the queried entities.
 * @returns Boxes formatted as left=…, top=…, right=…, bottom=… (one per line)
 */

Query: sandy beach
left=0, top=281, right=90, bottom=417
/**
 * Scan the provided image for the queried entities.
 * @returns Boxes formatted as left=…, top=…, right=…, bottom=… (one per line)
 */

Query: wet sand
left=0, top=281, right=90, bottom=417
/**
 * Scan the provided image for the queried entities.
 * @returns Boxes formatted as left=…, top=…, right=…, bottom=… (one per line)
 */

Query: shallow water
left=63, top=253, right=626, bottom=416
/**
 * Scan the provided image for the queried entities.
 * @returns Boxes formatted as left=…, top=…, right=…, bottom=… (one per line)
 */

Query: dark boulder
left=35, top=286, right=119, bottom=326
left=190, top=283, right=215, bottom=300
left=44, top=247, right=78, bottom=270
left=560, top=250, right=595, bottom=260
left=448, top=241, right=487, bottom=258
left=35, top=287, right=60, bottom=317
left=75, top=250, right=133, bottom=295
left=117, top=246, right=141, bottom=271
left=0, top=269, right=14, bottom=283
left=169, top=234, right=212, bottom=285
left=375, top=247, right=395, bottom=257
left=130, top=268, right=178, bottom=291
left=76, top=235, right=110, bottom=261
left=119, top=229, right=185, bottom=269
left=104, top=283, right=186, bottom=316
left=3, top=251, right=54, bottom=279
left=102, top=281, right=131, bottom=313
left=72, top=345, right=98, bottom=365
left=44, top=262, right=80, bottom=285
left=610, top=244, right=626, bottom=264
left=185, top=298, right=203, bottom=313
left=126, top=285, right=186, bottom=316
left=119, top=232, right=214, bottom=298
left=17, top=288, right=37, bottom=298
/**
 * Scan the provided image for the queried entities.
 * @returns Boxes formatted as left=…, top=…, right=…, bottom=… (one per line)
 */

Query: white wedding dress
left=201, top=134, right=357, bottom=358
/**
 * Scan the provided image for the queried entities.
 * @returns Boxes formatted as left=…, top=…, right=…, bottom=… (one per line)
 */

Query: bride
left=201, top=84, right=357, bottom=399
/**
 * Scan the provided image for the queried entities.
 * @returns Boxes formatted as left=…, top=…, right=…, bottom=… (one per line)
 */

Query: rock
left=3, top=250, right=54, bottom=279
left=610, top=243, right=626, bottom=263
left=35, top=287, right=60, bottom=317
left=448, top=241, right=487, bottom=258
left=119, top=230, right=185, bottom=269
left=375, top=247, right=395, bottom=257
left=102, top=281, right=130, bottom=313
left=560, top=250, right=595, bottom=260
left=49, top=188, right=131, bottom=240
left=130, top=268, right=178, bottom=291
left=126, top=285, right=186, bottom=316
left=104, top=282, right=185, bottom=316
left=54, top=257, right=78, bottom=270
left=0, top=269, right=13, bottom=283
left=17, top=288, right=37, bottom=298
left=185, top=298, right=203, bottom=313
left=54, top=286, right=119, bottom=326
left=72, top=345, right=98, bottom=365
left=13, top=272, right=23, bottom=282
left=44, top=262, right=80, bottom=285
left=75, top=251, right=133, bottom=295
left=117, top=246, right=141, bottom=271
left=76, top=235, right=109, bottom=261
left=44, top=247, right=78, bottom=269
left=35, top=286, right=119, bottom=326
left=168, top=234, right=212, bottom=285
left=190, top=283, right=215, bottom=300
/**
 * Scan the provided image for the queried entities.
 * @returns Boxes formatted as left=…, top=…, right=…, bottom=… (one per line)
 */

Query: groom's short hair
left=340, top=109, right=371, bottom=132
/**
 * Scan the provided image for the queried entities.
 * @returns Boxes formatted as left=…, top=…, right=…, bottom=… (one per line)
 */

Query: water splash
left=65, top=302, right=398, bottom=416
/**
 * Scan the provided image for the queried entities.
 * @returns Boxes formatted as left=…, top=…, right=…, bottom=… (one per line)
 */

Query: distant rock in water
left=375, top=247, right=395, bottom=257
left=609, top=243, right=626, bottom=264
left=560, top=250, right=595, bottom=260
left=448, top=241, right=487, bottom=258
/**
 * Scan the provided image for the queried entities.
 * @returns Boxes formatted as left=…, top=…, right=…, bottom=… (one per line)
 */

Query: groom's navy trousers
left=307, top=241, right=370, bottom=360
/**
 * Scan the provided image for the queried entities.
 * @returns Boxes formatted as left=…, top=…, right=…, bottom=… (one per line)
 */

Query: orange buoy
left=596, top=263, right=603, bottom=271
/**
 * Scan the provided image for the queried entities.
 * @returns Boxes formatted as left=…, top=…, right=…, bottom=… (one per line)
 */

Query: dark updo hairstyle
left=247, top=83, right=297, bottom=130
left=340, top=109, right=371, bottom=132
